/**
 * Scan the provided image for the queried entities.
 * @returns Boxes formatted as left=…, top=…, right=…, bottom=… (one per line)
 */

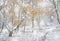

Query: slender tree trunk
left=32, top=14, right=34, bottom=32
left=37, top=16, right=40, bottom=30
left=53, top=0, right=60, bottom=24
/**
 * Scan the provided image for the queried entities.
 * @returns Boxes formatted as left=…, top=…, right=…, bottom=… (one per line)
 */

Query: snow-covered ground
left=0, top=25, right=60, bottom=41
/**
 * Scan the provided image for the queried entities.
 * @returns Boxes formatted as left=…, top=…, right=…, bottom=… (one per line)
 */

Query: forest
left=0, top=0, right=60, bottom=41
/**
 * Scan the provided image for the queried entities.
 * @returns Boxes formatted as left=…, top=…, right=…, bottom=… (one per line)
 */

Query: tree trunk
left=9, top=31, right=13, bottom=37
